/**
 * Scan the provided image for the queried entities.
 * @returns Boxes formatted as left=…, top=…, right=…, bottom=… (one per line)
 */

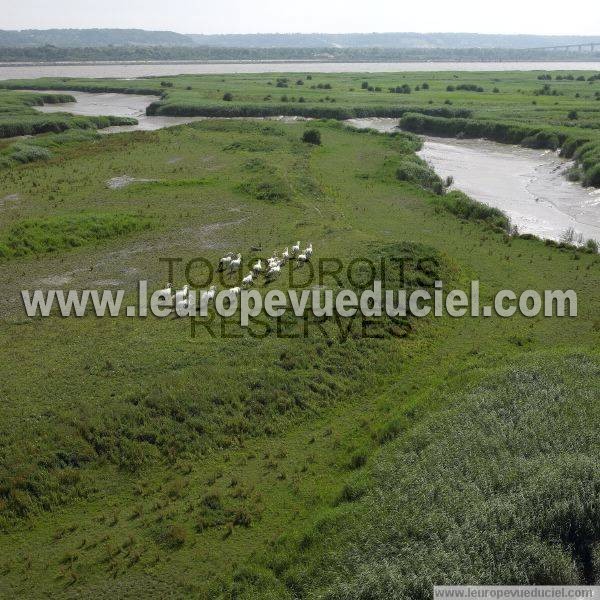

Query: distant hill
left=0, top=28, right=195, bottom=47
left=1, top=29, right=599, bottom=53
left=188, top=32, right=600, bottom=49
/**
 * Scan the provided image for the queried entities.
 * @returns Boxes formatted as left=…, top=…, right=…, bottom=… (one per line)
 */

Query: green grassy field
left=0, top=78, right=599, bottom=598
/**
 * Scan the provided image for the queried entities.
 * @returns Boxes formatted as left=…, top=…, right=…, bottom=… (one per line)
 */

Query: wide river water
left=2, top=61, right=600, bottom=80
left=25, top=90, right=600, bottom=243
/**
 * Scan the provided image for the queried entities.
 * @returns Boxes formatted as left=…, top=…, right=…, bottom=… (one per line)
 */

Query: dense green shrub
left=560, top=136, right=590, bottom=158
left=238, top=176, right=292, bottom=202
left=395, top=156, right=444, bottom=195
left=389, top=84, right=411, bottom=94
left=585, top=238, right=599, bottom=253
left=521, top=131, right=560, bottom=150
left=160, top=524, right=187, bottom=548
left=455, top=84, right=484, bottom=92
left=434, top=191, right=511, bottom=231
left=583, top=164, right=600, bottom=187
left=302, top=129, right=321, bottom=145
left=11, top=144, right=53, bottom=164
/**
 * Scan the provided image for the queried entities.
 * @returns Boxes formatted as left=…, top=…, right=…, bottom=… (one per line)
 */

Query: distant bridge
left=525, top=42, right=600, bottom=53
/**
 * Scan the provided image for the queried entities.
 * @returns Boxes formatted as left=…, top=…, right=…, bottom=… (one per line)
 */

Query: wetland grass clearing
left=0, top=72, right=599, bottom=598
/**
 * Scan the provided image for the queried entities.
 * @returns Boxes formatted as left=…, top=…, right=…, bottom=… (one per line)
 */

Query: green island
left=0, top=70, right=599, bottom=598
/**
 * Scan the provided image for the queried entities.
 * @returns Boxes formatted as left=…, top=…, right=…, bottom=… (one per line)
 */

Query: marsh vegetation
left=0, top=72, right=598, bottom=598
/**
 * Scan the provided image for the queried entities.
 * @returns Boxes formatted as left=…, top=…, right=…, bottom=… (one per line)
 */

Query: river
left=2, top=61, right=600, bottom=80
left=348, top=118, right=600, bottom=243
left=25, top=91, right=600, bottom=243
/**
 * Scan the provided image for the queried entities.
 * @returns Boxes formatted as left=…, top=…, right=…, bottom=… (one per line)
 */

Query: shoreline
left=2, top=59, right=600, bottom=67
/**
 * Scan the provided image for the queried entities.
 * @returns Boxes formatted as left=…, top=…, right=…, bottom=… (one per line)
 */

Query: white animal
left=242, top=272, right=254, bottom=287
left=229, top=254, right=242, bottom=272
left=200, top=285, right=217, bottom=305
left=218, top=255, right=232, bottom=271
left=157, top=282, right=172, bottom=297
left=304, top=243, right=313, bottom=258
left=175, top=296, right=191, bottom=315
left=297, top=253, right=308, bottom=263
left=282, top=247, right=290, bottom=262
left=228, top=286, right=241, bottom=297
left=253, top=259, right=262, bottom=274
left=292, top=241, right=301, bottom=256
left=266, top=264, right=281, bottom=279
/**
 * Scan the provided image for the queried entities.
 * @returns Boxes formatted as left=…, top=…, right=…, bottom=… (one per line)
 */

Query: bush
left=161, top=524, right=187, bottom=548
left=522, top=131, right=560, bottom=151
left=10, top=144, right=52, bottom=164
left=223, top=92, right=233, bottom=101
left=334, top=477, right=368, bottom=505
left=456, top=84, right=484, bottom=92
left=389, top=84, right=411, bottom=94
left=239, top=176, right=292, bottom=202
left=349, top=451, right=368, bottom=470
left=435, top=191, right=511, bottom=231
left=302, top=129, right=322, bottom=145
left=568, top=110, right=578, bottom=120
left=395, top=156, right=444, bottom=195
left=583, top=164, right=600, bottom=187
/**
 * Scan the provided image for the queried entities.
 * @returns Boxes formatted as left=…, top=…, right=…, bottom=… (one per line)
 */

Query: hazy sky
left=3, top=0, right=599, bottom=35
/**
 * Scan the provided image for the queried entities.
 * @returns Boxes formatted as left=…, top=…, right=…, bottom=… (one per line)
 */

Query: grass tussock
left=238, top=175, right=292, bottom=202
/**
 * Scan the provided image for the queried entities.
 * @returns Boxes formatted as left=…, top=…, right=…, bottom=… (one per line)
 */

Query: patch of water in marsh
left=30, top=90, right=206, bottom=131
left=30, top=90, right=309, bottom=132
left=106, top=175, right=158, bottom=189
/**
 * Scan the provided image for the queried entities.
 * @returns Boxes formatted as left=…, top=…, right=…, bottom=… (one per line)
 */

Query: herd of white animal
left=157, top=241, right=313, bottom=313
